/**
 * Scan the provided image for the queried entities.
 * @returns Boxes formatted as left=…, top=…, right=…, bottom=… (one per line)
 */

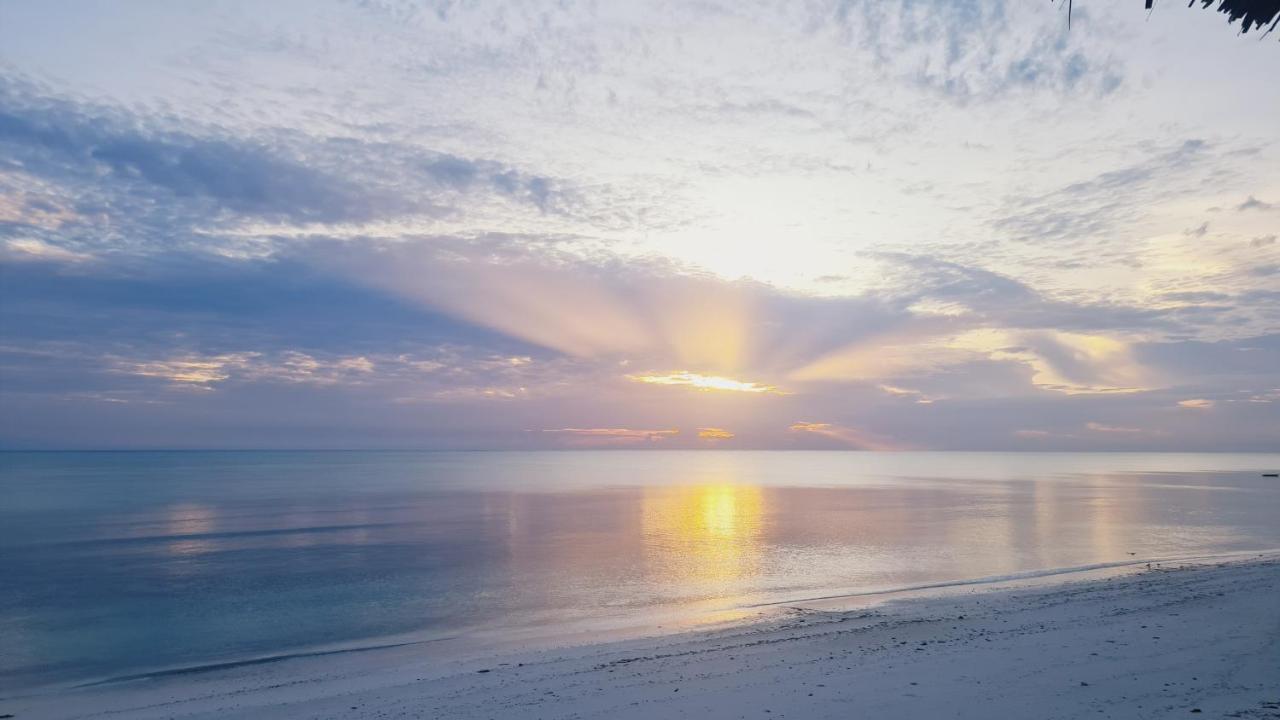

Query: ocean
left=2, top=450, right=1278, bottom=692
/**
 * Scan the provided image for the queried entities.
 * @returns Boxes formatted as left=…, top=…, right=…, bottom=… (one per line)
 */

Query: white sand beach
left=9, top=553, right=1279, bottom=720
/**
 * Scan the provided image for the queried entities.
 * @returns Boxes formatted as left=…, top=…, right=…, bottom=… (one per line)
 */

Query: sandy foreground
left=7, top=555, right=1280, bottom=720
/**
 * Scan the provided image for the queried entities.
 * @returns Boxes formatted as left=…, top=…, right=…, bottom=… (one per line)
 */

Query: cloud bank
left=0, top=0, right=1276, bottom=450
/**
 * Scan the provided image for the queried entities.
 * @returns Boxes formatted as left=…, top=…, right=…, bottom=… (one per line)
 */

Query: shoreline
left=8, top=551, right=1279, bottom=719
left=16, top=548, right=1276, bottom=696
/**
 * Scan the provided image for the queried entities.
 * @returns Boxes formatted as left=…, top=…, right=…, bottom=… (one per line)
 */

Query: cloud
left=4, top=228, right=1276, bottom=449
left=0, top=177, right=81, bottom=230
left=311, top=237, right=910, bottom=373
left=0, top=3, right=1277, bottom=451
left=1237, top=196, right=1274, bottom=212
left=1085, top=421, right=1143, bottom=434
left=0, top=82, right=383, bottom=225
left=864, top=253, right=1173, bottom=335
left=300, top=239, right=1253, bottom=414
left=788, top=421, right=900, bottom=450
left=538, top=427, right=679, bottom=447
left=994, top=139, right=1210, bottom=245
left=327, top=242, right=1182, bottom=400
left=1159, top=291, right=1231, bottom=304
left=1245, top=389, right=1279, bottom=403
left=697, top=427, right=735, bottom=440
left=0, top=80, right=579, bottom=266
left=110, top=351, right=377, bottom=388
left=1, top=237, right=93, bottom=263
left=877, top=384, right=938, bottom=404
left=629, top=371, right=784, bottom=395
left=323, top=243, right=1192, bottom=406
left=1013, top=429, right=1052, bottom=438
left=822, top=0, right=1124, bottom=103
left=111, top=353, right=255, bottom=388
left=82, top=339, right=580, bottom=407
left=953, top=329, right=1154, bottom=395
left=1177, top=398, right=1214, bottom=409
left=796, top=323, right=1157, bottom=396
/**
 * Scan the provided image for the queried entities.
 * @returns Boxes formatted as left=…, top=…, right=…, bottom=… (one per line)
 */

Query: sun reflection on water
left=163, top=503, right=219, bottom=561
left=641, top=483, right=765, bottom=587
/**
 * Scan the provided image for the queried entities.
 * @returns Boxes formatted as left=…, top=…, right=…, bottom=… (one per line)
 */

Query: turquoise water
left=2, top=451, right=1278, bottom=692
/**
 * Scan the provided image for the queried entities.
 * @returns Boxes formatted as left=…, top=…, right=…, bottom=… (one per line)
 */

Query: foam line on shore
left=740, top=547, right=1280, bottom=609
left=72, top=636, right=454, bottom=689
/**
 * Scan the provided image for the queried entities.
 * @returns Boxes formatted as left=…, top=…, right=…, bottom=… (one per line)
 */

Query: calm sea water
left=2, top=451, right=1279, bottom=692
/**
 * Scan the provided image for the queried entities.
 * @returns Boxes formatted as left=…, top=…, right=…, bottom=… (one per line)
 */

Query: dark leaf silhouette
left=1059, top=0, right=1280, bottom=37
left=1193, top=0, right=1280, bottom=35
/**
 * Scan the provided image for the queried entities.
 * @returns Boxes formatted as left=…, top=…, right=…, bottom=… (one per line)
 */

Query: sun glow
left=628, top=371, right=783, bottom=394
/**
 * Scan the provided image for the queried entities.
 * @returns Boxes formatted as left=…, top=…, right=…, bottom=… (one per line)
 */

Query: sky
left=0, top=0, right=1277, bottom=450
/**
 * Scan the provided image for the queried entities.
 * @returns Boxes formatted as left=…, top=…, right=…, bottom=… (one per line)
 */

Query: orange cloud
left=788, top=421, right=900, bottom=450
left=539, top=427, right=679, bottom=447
left=697, top=427, right=735, bottom=440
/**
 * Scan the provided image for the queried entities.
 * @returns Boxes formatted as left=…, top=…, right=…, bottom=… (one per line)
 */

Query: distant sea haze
left=2, top=450, right=1278, bottom=691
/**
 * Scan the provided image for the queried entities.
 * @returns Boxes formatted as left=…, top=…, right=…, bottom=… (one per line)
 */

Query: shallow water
left=2, top=450, right=1278, bottom=691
